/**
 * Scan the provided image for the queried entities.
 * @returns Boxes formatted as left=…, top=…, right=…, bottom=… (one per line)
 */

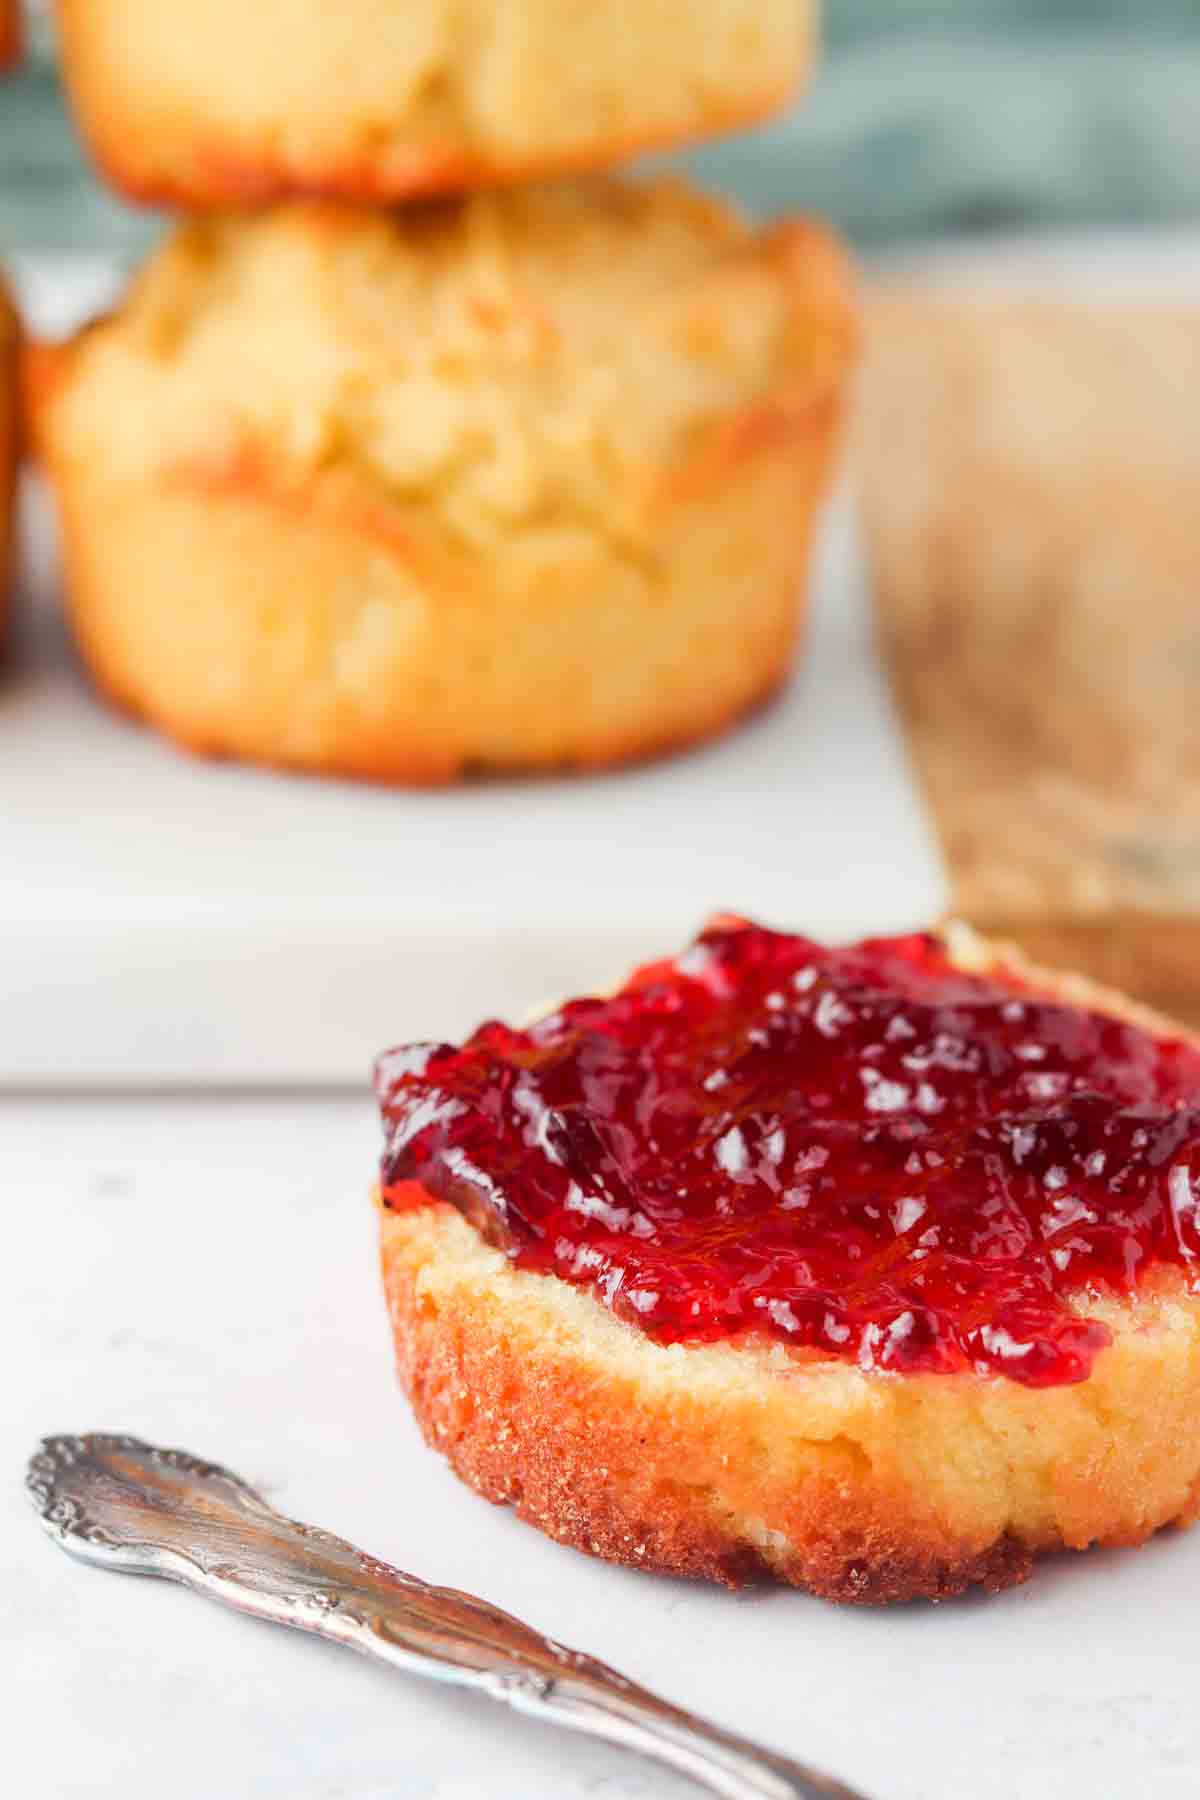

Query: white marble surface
left=6, top=1092, right=1200, bottom=1800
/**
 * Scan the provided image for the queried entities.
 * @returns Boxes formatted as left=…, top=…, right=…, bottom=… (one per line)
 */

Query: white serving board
left=1, top=252, right=946, bottom=1083
left=7, top=1090, right=1200, bottom=1800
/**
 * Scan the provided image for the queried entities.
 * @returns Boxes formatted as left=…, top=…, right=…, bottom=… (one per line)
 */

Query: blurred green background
left=3, top=1, right=1200, bottom=252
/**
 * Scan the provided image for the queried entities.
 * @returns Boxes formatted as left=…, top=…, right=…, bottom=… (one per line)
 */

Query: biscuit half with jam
left=376, top=916, right=1200, bottom=1603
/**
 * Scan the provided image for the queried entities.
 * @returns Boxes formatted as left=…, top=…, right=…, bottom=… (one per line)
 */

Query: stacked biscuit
left=32, top=1, right=855, bottom=781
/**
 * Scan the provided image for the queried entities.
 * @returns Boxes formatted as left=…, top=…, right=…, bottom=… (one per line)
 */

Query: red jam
left=376, top=918, right=1200, bottom=1387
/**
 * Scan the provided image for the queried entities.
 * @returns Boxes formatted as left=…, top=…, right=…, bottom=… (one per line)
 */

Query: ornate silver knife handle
left=27, top=1433, right=869, bottom=1800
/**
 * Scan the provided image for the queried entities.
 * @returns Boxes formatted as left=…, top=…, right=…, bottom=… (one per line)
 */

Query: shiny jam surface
left=376, top=919, right=1200, bottom=1386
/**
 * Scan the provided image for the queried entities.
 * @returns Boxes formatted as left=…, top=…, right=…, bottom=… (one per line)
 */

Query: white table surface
left=6, top=1090, right=1200, bottom=1800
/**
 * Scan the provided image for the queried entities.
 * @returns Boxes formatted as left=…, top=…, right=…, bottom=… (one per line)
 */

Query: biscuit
left=381, top=1206, right=1200, bottom=1602
left=54, top=0, right=812, bottom=204
left=377, top=923, right=1200, bottom=1603
left=30, top=183, right=854, bottom=781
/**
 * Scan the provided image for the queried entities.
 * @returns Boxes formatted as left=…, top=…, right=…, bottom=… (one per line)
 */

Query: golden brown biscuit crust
left=29, top=197, right=854, bottom=781
left=74, top=88, right=802, bottom=212
left=44, top=450, right=809, bottom=781
left=378, top=937, right=1200, bottom=1603
left=55, top=0, right=811, bottom=205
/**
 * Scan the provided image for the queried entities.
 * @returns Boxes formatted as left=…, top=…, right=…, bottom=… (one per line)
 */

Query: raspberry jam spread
left=376, top=918, right=1200, bottom=1387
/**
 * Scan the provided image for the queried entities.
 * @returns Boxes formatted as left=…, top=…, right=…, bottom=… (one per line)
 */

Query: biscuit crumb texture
left=378, top=937, right=1200, bottom=1602
left=33, top=185, right=853, bottom=780
left=56, top=0, right=811, bottom=202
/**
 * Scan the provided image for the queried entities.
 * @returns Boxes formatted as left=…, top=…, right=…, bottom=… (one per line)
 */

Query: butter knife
left=26, top=1433, right=869, bottom=1800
